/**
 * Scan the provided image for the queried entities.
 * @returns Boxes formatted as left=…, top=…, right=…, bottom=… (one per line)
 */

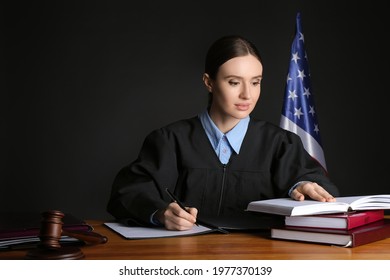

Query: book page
left=339, top=195, right=390, bottom=210
left=246, top=198, right=349, bottom=216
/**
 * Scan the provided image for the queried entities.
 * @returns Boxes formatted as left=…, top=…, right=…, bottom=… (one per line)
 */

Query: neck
left=208, top=110, right=240, bottom=134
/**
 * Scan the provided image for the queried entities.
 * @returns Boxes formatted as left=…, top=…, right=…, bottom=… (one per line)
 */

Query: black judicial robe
left=107, top=116, right=339, bottom=227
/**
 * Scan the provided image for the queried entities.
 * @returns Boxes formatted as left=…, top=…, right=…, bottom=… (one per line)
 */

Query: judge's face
left=204, top=55, right=263, bottom=127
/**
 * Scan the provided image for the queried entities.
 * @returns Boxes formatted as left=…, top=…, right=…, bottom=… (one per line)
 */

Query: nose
left=239, top=83, right=251, bottom=100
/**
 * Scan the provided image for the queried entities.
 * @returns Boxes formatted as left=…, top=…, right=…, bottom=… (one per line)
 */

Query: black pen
left=164, top=188, right=229, bottom=233
left=165, top=188, right=199, bottom=226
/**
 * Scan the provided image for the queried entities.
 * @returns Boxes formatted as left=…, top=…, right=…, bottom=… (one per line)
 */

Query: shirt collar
left=198, top=110, right=250, bottom=154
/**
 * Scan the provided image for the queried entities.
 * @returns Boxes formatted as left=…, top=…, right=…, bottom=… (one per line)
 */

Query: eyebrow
left=224, top=75, right=263, bottom=79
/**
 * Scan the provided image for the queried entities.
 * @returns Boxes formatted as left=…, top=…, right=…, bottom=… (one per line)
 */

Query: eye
left=228, top=80, right=240, bottom=86
left=252, top=80, right=261, bottom=86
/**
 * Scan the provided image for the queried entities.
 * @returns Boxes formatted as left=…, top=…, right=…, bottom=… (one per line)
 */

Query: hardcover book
left=284, top=209, right=384, bottom=230
left=0, top=212, right=93, bottom=249
left=271, top=218, right=390, bottom=247
left=246, top=194, right=390, bottom=216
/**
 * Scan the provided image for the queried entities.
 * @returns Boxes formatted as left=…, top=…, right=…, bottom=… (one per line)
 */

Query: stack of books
left=246, top=194, right=390, bottom=247
left=0, top=212, right=94, bottom=250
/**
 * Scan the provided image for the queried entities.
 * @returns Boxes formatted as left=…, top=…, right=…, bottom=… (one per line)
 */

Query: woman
left=107, top=35, right=339, bottom=230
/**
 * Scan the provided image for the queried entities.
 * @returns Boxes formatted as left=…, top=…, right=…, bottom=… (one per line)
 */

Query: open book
left=246, top=194, right=390, bottom=216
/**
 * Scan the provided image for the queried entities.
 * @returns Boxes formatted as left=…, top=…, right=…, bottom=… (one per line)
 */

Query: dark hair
left=204, top=35, right=262, bottom=80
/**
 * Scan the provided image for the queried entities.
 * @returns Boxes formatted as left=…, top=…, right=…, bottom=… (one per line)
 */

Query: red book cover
left=285, top=209, right=384, bottom=230
left=271, top=218, right=390, bottom=247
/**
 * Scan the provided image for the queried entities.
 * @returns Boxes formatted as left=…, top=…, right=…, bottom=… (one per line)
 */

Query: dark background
left=3, top=1, right=389, bottom=220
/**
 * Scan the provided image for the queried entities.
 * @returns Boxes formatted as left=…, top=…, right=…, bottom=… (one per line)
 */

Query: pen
left=164, top=188, right=229, bottom=233
left=165, top=188, right=199, bottom=226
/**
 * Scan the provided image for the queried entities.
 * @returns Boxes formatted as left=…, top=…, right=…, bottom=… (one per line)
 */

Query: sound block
left=26, top=246, right=84, bottom=260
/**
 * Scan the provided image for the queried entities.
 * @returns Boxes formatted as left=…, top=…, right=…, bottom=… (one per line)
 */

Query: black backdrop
left=3, top=1, right=389, bottom=220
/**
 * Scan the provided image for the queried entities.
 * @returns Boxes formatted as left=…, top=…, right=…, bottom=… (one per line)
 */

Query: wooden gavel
left=26, top=210, right=107, bottom=259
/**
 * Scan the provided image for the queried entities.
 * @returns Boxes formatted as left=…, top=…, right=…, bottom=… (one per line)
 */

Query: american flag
left=280, top=12, right=327, bottom=172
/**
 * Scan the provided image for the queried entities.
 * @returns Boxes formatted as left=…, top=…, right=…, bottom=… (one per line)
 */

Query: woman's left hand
left=291, top=182, right=336, bottom=202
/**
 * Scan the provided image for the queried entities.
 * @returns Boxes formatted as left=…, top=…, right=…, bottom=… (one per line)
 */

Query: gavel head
left=38, top=210, right=65, bottom=249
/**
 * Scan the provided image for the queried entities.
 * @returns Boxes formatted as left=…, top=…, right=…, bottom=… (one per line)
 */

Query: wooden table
left=1, top=220, right=390, bottom=260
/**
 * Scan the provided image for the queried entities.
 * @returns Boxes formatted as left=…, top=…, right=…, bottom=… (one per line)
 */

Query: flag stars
left=291, top=52, right=300, bottom=64
left=294, top=107, right=303, bottom=119
left=297, top=69, right=306, bottom=80
left=303, top=87, right=311, bottom=98
left=314, top=124, right=320, bottom=134
left=288, top=90, right=297, bottom=101
left=305, top=51, right=308, bottom=60
left=299, top=32, right=304, bottom=42
left=309, top=106, right=315, bottom=116
left=286, top=73, right=292, bottom=83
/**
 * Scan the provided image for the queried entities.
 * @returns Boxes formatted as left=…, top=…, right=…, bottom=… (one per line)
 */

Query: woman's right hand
left=157, top=202, right=198, bottom=230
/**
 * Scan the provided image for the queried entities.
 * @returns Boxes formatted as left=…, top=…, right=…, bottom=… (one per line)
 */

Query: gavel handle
left=62, top=230, right=108, bottom=245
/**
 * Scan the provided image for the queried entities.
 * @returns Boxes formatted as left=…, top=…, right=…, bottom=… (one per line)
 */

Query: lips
left=235, top=104, right=251, bottom=111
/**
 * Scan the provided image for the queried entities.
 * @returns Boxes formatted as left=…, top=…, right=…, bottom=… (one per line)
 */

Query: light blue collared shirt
left=198, top=110, right=250, bottom=164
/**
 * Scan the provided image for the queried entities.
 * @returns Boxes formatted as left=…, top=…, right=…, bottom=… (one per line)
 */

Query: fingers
left=291, top=190, right=305, bottom=201
left=163, top=202, right=198, bottom=230
left=186, top=206, right=198, bottom=218
left=292, top=182, right=336, bottom=202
